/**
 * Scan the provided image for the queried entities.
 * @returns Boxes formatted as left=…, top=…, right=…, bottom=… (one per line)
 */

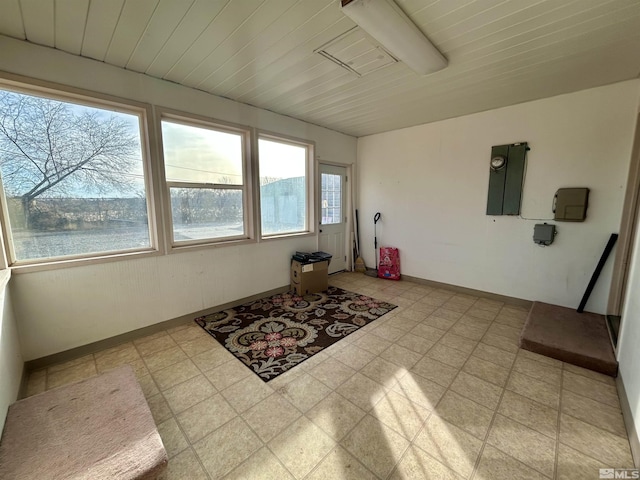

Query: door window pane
left=259, top=138, right=308, bottom=236
left=321, top=173, right=342, bottom=225
left=0, top=89, right=151, bottom=262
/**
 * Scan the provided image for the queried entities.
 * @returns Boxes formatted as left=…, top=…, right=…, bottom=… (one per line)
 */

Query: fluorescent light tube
left=340, top=0, right=448, bottom=75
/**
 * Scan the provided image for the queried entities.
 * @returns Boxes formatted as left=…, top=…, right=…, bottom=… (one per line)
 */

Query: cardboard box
left=291, top=259, right=328, bottom=295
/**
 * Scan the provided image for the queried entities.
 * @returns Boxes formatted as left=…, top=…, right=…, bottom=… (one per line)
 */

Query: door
left=319, top=164, right=347, bottom=274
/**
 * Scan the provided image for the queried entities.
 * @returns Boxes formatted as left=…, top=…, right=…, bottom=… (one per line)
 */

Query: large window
left=0, top=85, right=153, bottom=264
left=258, top=136, right=312, bottom=237
left=160, top=115, right=250, bottom=245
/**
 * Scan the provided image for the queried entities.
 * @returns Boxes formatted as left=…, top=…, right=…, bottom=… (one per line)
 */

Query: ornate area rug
left=194, top=287, right=397, bottom=381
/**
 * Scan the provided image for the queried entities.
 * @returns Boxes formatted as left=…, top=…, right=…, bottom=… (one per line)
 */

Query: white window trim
left=256, top=130, right=316, bottom=240
left=156, top=108, right=255, bottom=251
left=0, top=73, right=163, bottom=273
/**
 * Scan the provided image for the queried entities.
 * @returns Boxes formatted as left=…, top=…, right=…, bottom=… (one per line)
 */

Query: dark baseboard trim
left=617, top=374, right=640, bottom=468
left=25, top=284, right=290, bottom=373
left=399, top=273, right=533, bottom=309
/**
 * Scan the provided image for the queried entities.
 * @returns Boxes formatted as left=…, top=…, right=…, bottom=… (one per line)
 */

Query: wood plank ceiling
left=1, top=0, right=639, bottom=137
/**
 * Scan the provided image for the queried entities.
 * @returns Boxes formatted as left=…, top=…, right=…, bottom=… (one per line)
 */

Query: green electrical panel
left=486, top=142, right=529, bottom=215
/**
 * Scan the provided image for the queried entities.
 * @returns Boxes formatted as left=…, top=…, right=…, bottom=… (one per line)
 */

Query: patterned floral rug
left=194, top=287, right=397, bottom=381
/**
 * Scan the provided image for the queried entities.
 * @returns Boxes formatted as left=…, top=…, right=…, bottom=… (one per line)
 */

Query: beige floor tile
left=308, top=357, right=356, bottom=389
left=449, top=322, right=486, bottom=341
left=269, top=367, right=306, bottom=391
left=341, top=414, right=410, bottom=479
left=202, top=358, right=251, bottom=390
left=242, top=393, right=301, bottom=442
left=360, top=356, right=408, bottom=390
left=411, top=356, right=459, bottom=388
left=269, top=416, right=336, bottom=479
left=152, top=358, right=200, bottom=391
left=380, top=344, right=423, bottom=369
left=306, top=446, right=377, bottom=480
left=396, top=333, right=435, bottom=355
left=422, top=315, right=458, bottom=331
left=306, top=391, right=367, bottom=441
left=431, top=307, right=465, bottom=321
left=136, top=335, right=177, bottom=357
left=93, top=341, right=133, bottom=359
left=410, top=302, right=438, bottom=315
left=561, top=390, right=626, bottom=438
left=179, top=336, right=221, bottom=358
left=164, top=448, right=208, bottom=480
left=512, top=356, right=562, bottom=387
left=371, top=390, right=430, bottom=440
left=559, top=414, right=634, bottom=467
left=413, top=415, right=482, bottom=478
left=450, top=371, right=503, bottom=410
left=463, top=356, right=510, bottom=387
left=441, top=301, right=473, bottom=315
left=435, top=390, right=494, bottom=440
left=486, top=323, right=522, bottom=341
left=419, top=296, right=447, bottom=307
left=391, top=371, right=446, bottom=411
left=371, top=324, right=406, bottom=342
left=190, top=346, right=234, bottom=371
left=226, top=447, right=295, bottom=480
left=498, top=390, right=558, bottom=438
left=472, top=343, right=516, bottom=369
left=465, top=308, right=498, bottom=322
left=556, top=443, right=605, bottom=480
left=517, top=349, right=562, bottom=368
left=390, top=445, right=462, bottom=480
left=163, top=375, right=216, bottom=413
left=157, top=417, right=189, bottom=458
left=384, top=315, right=420, bottom=332
left=562, top=371, right=620, bottom=408
left=353, top=333, right=393, bottom=355
left=147, top=393, right=173, bottom=423
left=439, top=332, right=478, bottom=354
left=335, top=372, right=387, bottom=412
left=493, top=314, right=526, bottom=330
left=221, top=375, right=274, bottom=413
left=47, top=354, right=94, bottom=374
left=506, top=371, right=560, bottom=409
left=475, top=444, right=548, bottom=480
left=136, top=374, right=160, bottom=399
left=94, top=343, right=141, bottom=372
left=487, top=414, right=556, bottom=478
left=410, top=323, right=446, bottom=342
left=133, top=331, right=169, bottom=346
left=278, top=373, right=331, bottom=413
left=25, top=370, right=46, bottom=397
left=143, top=346, right=188, bottom=373
left=177, top=393, right=237, bottom=442
left=427, top=344, right=471, bottom=369
left=480, top=333, right=519, bottom=353
left=563, top=362, right=616, bottom=386
left=47, top=361, right=97, bottom=389
left=194, top=417, right=262, bottom=479
left=168, top=324, right=204, bottom=344
left=473, top=298, right=504, bottom=312
left=332, top=345, right=377, bottom=370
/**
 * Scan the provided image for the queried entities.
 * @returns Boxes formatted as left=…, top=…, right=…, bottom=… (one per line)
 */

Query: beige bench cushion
left=0, top=365, right=167, bottom=479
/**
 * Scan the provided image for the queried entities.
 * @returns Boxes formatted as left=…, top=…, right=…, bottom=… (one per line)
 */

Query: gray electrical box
left=534, top=223, right=556, bottom=246
left=554, top=188, right=589, bottom=222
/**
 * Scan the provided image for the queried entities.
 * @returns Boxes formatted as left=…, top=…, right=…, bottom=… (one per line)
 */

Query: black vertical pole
left=577, top=233, right=618, bottom=313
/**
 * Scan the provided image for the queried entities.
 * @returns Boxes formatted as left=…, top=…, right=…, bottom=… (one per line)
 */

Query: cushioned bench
left=0, top=365, right=167, bottom=479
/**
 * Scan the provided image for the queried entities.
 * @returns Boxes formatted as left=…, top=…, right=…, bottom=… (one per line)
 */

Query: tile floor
left=25, top=272, right=635, bottom=479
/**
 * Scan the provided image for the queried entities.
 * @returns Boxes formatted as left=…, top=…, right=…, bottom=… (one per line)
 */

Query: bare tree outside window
left=0, top=89, right=151, bottom=261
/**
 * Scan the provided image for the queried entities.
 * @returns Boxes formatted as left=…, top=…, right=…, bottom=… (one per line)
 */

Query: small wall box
left=554, top=188, right=589, bottom=222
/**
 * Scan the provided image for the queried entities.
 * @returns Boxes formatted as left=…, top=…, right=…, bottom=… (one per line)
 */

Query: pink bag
left=378, top=247, right=400, bottom=280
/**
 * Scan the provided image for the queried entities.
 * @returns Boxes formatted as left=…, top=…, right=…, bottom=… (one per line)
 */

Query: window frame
left=0, top=74, right=162, bottom=272
left=256, top=131, right=316, bottom=240
left=157, top=109, right=255, bottom=250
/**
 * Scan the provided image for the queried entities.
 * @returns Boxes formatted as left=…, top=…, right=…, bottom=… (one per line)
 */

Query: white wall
left=618, top=165, right=640, bottom=465
left=0, top=272, right=23, bottom=434
left=0, top=36, right=357, bottom=360
left=358, top=80, right=640, bottom=313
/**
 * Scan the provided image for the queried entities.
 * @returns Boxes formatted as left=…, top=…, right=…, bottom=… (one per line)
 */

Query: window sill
left=259, top=231, right=315, bottom=242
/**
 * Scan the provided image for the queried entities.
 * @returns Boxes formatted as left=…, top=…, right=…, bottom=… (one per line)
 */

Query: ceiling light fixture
left=340, top=0, right=448, bottom=76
